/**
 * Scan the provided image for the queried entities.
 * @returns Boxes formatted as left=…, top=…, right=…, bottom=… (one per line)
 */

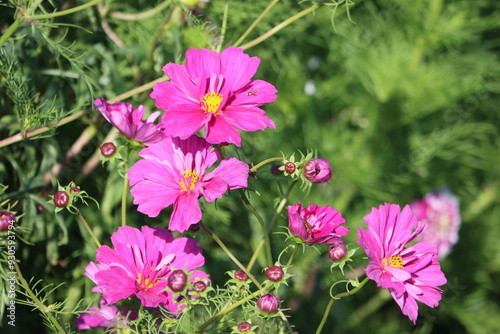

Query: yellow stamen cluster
left=137, top=273, right=157, bottom=289
left=180, top=170, right=199, bottom=192
left=201, top=92, right=223, bottom=114
left=381, top=255, right=404, bottom=269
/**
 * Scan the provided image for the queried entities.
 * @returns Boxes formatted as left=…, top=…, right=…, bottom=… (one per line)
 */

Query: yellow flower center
left=381, top=255, right=404, bottom=269
left=201, top=92, right=223, bottom=114
left=180, top=170, right=199, bottom=192
left=137, top=272, right=157, bottom=289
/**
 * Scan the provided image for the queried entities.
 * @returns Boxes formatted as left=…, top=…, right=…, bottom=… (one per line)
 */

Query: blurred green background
left=1, top=0, right=499, bottom=333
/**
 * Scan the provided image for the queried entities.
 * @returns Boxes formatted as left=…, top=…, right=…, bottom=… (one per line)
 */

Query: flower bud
left=189, top=223, right=200, bottom=232
left=168, top=270, right=187, bottom=292
left=303, top=158, right=332, bottom=183
left=100, top=142, right=116, bottom=157
left=234, top=269, right=249, bottom=282
left=328, top=243, right=348, bottom=261
left=284, top=162, right=296, bottom=174
left=193, top=281, right=207, bottom=292
left=71, top=187, right=80, bottom=193
left=54, top=191, right=69, bottom=207
left=257, top=294, right=280, bottom=314
left=0, top=211, right=16, bottom=231
left=270, top=164, right=283, bottom=175
left=237, top=322, right=252, bottom=332
left=265, top=266, right=284, bottom=282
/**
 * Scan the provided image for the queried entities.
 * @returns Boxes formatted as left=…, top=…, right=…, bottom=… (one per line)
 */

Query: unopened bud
left=193, top=281, right=207, bottom=292
left=328, top=243, right=347, bottom=261
left=304, top=158, right=332, bottom=183
left=0, top=211, right=16, bottom=231
left=257, top=294, right=280, bottom=314
left=53, top=191, right=69, bottom=207
left=168, top=270, right=187, bottom=292
left=100, top=142, right=116, bottom=157
left=234, top=269, right=249, bottom=282
left=284, top=162, right=296, bottom=174
left=265, top=266, right=284, bottom=282
left=237, top=322, right=252, bottom=332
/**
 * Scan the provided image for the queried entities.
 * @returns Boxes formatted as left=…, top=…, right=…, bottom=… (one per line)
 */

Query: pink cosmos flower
left=76, top=300, right=137, bottom=330
left=151, top=46, right=277, bottom=146
left=410, top=189, right=461, bottom=259
left=128, top=134, right=249, bottom=232
left=357, top=203, right=447, bottom=324
left=85, top=226, right=208, bottom=312
left=287, top=202, right=348, bottom=245
left=94, top=98, right=164, bottom=145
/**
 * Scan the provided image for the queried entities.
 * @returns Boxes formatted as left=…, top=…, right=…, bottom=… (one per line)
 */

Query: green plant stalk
left=0, top=0, right=44, bottom=48
left=240, top=3, right=322, bottom=50
left=14, top=262, right=67, bottom=334
left=121, top=177, right=128, bottom=227
left=197, top=287, right=265, bottom=333
left=26, top=0, right=104, bottom=19
left=217, top=0, right=230, bottom=53
left=233, top=0, right=280, bottom=48
left=250, top=157, right=283, bottom=172
left=77, top=210, right=101, bottom=248
left=315, top=277, right=370, bottom=334
left=199, top=221, right=262, bottom=289
left=109, top=0, right=171, bottom=20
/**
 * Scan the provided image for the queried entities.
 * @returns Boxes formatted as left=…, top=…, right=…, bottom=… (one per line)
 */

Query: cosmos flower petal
left=170, top=192, right=202, bottom=232
left=220, top=46, right=260, bottom=89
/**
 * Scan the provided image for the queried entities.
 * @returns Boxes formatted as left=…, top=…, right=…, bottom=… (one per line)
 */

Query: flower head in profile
left=85, top=226, right=208, bottom=312
left=410, top=189, right=461, bottom=259
left=287, top=202, right=348, bottom=245
left=357, top=203, right=447, bottom=324
left=94, top=98, right=164, bottom=145
left=128, top=135, right=249, bottom=232
left=76, top=300, right=137, bottom=330
left=151, top=46, right=277, bottom=146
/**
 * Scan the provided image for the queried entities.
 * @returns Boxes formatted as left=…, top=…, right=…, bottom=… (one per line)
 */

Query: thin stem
left=14, top=262, right=67, bottom=334
left=250, top=157, right=283, bottom=172
left=285, top=245, right=298, bottom=268
left=240, top=3, right=322, bottom=50
left=121, top=177, right=128, bottom=227
left=217, top=0, right=230, bottom=52
left=109, top=0, right=171, bottom=20
left=77, top=210, right=101, bottom=248
left=26, top=0, right=104, bottom=20
left=199, top=221, right=262, bottom=289
left=0, top=0, right=44, bottom=48
left=233, top=0, right=280, bottom=48
left=315, top=277, right=370, bottom=334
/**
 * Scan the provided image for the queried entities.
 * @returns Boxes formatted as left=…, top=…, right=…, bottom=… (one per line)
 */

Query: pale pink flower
left=410, top=189, right=461, bottom=259
left=287, top=202, right=348, bottom=245
left=94, top=98, right=164, bottom=145
left=127, top=135, right=249, bottom=232
left=357, top=203, right=447, bottom=324
left=151, top=46, right=277, bottom=146
left=85, top=226, right=208, bottom=312
left=76, top=300, right=137, bottom=330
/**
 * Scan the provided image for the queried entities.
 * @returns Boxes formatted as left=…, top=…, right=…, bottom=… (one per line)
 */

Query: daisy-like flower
left=410, top=189, right=461, bottom=259
left=287, top=202, right=348, bottom=245
left=85, top=226, right=208, bottom=312
left=94, top=98, right=164, bottom=145
left=128, top=134, right=249, bottom=232
left=151, top=46, right=277, bottom=146
left=357, top=203, right=447, bottom=324
left=76, top=300, right=137, bottom=330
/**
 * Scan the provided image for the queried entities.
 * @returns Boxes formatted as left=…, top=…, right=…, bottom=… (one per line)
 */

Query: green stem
left=199, top=221, right=262, bottom=289
left=233, top=0, right=280, bottom=48
left=197, top=287, right=265, bottom=333
left=240, top=3, right=322, bottom=50
left=109, top=0, right=171, bottom=20
left=285, top=245, right=298, bottom=268
left=216, top=0, right=230, bottom=52
left=250, top=157, right=283, bottom=172
left=0, top=0, right=43, bottom=48
left=121, top=177, right=128, bottom=227
left=315, top=277, right=370, bottom=334
left=26, top=0, right=104, bottom=20
left=77, top=210, right=101, bottom=248
left=14, top=262, right=67, bottom=334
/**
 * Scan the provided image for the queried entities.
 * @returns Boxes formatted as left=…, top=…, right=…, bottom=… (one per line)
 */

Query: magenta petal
left=185, top=48, right=221, bottom=79
left=220, top=46, right=260, bottom=89
left=96, top=267, right=136, bottom=304
left=224, top=105, right=276, bottom=132
left=170, top=192, right=202, bottom=232
left=160, top=105, right=209, bottom=139
left=212, top=157, right=249, bottom=190
left=205, top=115, right=242, bottom=146
left=201, top=174, right=228, bottom=202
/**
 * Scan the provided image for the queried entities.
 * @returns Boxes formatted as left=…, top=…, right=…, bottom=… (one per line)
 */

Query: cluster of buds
left=49, top=181, right=97, bottom=214
left=271, top=151, right=332, bottom=187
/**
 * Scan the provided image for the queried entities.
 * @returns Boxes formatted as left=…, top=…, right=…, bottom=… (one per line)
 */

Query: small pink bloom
left=76, top=300, right=137, bottom=330
left=94, top=98, right=164, bottom=145
left=357, top=203, right=447, bottom=324
left=410, top=189, right=461, bottom=259
left=128, top=135, right=249, bottom=232
left=287, top=202, right=348, bottom=244
left=303, top=158, right=332, bottom=183
left=151, top=46, right=277, bottom=146
left=85, top=226, right=208, bottom=312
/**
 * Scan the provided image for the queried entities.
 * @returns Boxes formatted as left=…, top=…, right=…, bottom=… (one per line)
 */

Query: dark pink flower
left=357, top=203, right=447, bottom=324
left=257, top=294, right=280, bottom=314
left=151, top=47, right=277, bottom=146
left=85, top=226, right=208, bottom=312
left=303, top=158, right=332, bottom=183
left=287, top=202, right=348, bottom=245
left=94, top=99, right=164, bottom=145
left=410, top=189, right=461, bottom=259
left=128, top=135, right=249, bottom=232
left=76, top=300, right=137, bottom=330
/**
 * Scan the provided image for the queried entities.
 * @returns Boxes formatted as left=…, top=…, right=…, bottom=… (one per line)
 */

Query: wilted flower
left=357, top=203, right=447, bottom=324
left=257, top=294, right=280, bottom=314
left=94, top=99, right=164, bottom=145
left=303, top=158, right=332, bottom=183
left=76, top=300, right=137, bottom=330
left=128, top=135, right=249, bottom=232
left=410, top=189, right=461, bottom=259
left=151, top=46, right=277, bottom=146
left=287, top=202, right=348, bottom=245
left=85, top=226, right=208, bottom=313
